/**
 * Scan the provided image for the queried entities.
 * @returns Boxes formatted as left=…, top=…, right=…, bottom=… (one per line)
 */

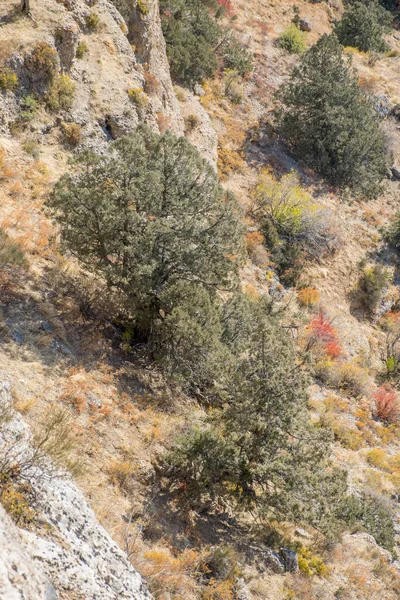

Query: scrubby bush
left=276, top=34, right=387, bottom=197
left=385, top=213, right=400, bottom=250
left=0, top=68, right=18, bottom=92
left=85, top=11, right=101, bottom=31
left=76, top=41, right=89, bottom=59
left=143, top=71, right=159, bottom=95
left=252, top=170, right=339, bottom=285
left=298, top=287, right=320, bottom=308
left=127, top=87, right=149, bottom=110
left=46, top=74, right=76, bottom=111
left=137, top=0, right=150, bottom=15
left=0, top=229, right=26, bottom=267
left=278, top=24, right=307, bottom=54
left=339, top=493, right=395, bottom=552
left=354, top=264, right=390, bottom=314
left=61, top=122, right=83, bottom=146
left=184, top=113, right=199, bottom=132
left=25, top=42, right=59, bottom=83
left=335, top=2, right=391, bottom=52
left=373, top=384, right=400, bottom=422
left=19, top=94, right=38, bottom=121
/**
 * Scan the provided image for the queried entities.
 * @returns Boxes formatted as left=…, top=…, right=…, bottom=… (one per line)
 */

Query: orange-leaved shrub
left=297, top=287, right=320, bottom=309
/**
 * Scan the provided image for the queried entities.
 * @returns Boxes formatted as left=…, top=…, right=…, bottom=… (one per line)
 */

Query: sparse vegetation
left=76, top=40, right=89, bottom=59
left=25, top=41, right=59, bottom=83
left=45, top=74, right=76, bottom=111
left=85, top=11, right=101, bottom=31
left=61, top=122, right=83, bottom=146
left=127, top=87, right=149, bottom=110
left=251, top=170, right=339, bottom=285
left=354, top=264, right=390, bottom=314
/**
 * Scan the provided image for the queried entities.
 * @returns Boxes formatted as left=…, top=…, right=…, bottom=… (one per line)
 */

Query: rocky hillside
left=3, top=0, right=400, bottom=599
left=0, top=381, right=152, bottom=600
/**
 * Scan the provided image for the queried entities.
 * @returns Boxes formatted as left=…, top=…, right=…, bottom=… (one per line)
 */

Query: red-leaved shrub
left=307, top=312, right=343, bottom=358
left=373, top=385, right=400, bottom=423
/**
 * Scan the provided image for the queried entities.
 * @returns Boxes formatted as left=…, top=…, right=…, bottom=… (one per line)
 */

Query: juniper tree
left=47, top=125, right=244, bottom=336
left=165, top=298, right=348, bottom=531
left=335, top=1, right=391, bottom=52
left=276, top=34, right=387, bottom=197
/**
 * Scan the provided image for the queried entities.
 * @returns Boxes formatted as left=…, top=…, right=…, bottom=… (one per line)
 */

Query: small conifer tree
left=276, top=34, right=387, bottom=197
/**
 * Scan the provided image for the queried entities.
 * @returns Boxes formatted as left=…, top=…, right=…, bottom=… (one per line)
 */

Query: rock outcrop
left=0, top=382, right=152, bottom=600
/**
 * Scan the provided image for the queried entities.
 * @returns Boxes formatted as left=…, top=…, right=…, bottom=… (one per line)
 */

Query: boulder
left=391, top=166, right=400, bottom=180
left=280, top=547, right=298, bottom=573
left=299, top=19, right=312, bottom=32
left=55, top=24, right=80, bottom=71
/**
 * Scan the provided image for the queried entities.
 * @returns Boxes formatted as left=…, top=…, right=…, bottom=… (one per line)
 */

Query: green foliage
left=19, top=94, right=38, bottom=121
left=221, top=37, right=254, bottom=77
left=278, top=24, right=307, bottom=54
left=165, top=298, right=347, bottom=532
left=276, top=34, right=387, bottom=197
left=47, top=125, right=243, bottom=339
left=252, top=171, right=338, bottom=285
left=0, top=68, right=19, bottom=92
left=160, top=0, right=252, bottom=86
left=45, top=74, right=76, bottom=111
left=338, top=493, right=395, bottom=552
left=137, top=0, right=150, bottom=15
left=385, top=213, right=400, bottom=250
left=335, top=1, right=390, bottom=52
left=355, top=264, right=390, bottom=313
left=76, top=41, right=89, bottom=59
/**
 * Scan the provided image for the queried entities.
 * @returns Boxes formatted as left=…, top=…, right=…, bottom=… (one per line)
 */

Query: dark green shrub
left=160, top=0, right=251, bottom=86
left=385, top=213, right=400, bottom=250
left=338, top=493, right=395, bottom=552
left=165, top=298, right=348, bottom=531
left=335, top=2, right=390, bottom=52
left=278, top=24, right=306, bottom=54
left=276, top=34, right=387, bottom=197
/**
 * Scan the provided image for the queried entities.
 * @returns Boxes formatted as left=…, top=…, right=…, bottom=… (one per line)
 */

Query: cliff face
left=0, top=381, right=152, bottom=600
left=0, top=0, right=217, bottom=165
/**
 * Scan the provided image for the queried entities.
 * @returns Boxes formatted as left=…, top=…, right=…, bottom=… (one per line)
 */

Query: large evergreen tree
left=276, top=34, right=387, bottom=197
left=47, top=125, right=243, bottom=335
left=335, top=1, right=390, bottom=52
left=166, top=299, right=347, bottom=531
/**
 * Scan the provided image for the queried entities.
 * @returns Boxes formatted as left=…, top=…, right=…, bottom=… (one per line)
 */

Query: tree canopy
left=276, top=34, right=387, bottom=197
left=47, top=125, right=244, bottom=335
